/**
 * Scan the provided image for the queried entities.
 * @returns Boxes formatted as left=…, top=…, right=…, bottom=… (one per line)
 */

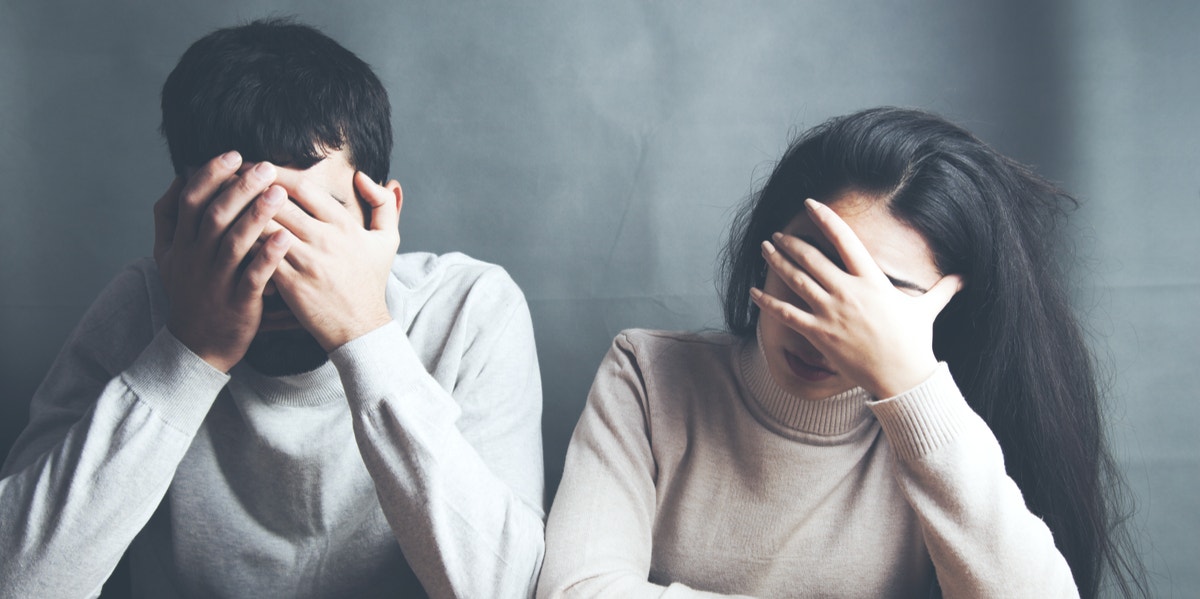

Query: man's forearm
left=0, top=330, right=227, bottom=597
left=333, top=318, right=546, bottom=599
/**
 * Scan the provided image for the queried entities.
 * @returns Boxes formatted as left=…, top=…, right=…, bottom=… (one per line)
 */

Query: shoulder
left=391, top=251, right=519, bottom=290
left=590, top=330, right=744, bottom=451
left=602, top=329, right=741, bottom=399
left=611, top=328, right=738, bottom=370
left=69, top=258, right=165, bottom=353
left=390, top=251, right=525, bottom=310
left=387, top=252, right=531, bottom=349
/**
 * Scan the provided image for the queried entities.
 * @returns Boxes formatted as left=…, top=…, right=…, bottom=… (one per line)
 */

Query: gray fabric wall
left=1, top=1, right=1194, bottom=595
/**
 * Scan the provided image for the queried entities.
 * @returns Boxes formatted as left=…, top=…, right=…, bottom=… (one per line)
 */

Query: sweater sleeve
left=328, top=270, right=545, bottom=599
left=0, top=264, right=230, bottom=599
left=867, top=363, right=1080, bottom=599
left=537, top=334, right=756, bottom=599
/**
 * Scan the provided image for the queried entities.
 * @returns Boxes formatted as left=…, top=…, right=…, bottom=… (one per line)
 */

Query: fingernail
left=252, top=162, right=276, bottom=181
left=263, top=186, right=285, bottom=205
left=805, top=198, right=820, bottom=211
left=221, top=151, right=241, bottom=167
left=761, top=240, right=775, bottom=254
left=771, top=232, right=783, bottom=242
left=749, top=288, right=763, bottom=300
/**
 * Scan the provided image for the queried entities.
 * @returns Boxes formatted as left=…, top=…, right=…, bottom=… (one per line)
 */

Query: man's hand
left=269, top=170, right=403, bottom=351
left=152, top=151, right=294, bottom=372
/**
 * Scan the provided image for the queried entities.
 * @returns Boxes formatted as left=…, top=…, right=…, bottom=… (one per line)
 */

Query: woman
left=538, top=108, right=1145, bottom=598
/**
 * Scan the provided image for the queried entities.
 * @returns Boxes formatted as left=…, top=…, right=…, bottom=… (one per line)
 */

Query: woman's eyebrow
left=886, top=276, right=928, bottom=293
left=798, top=235, right=929, bottom=293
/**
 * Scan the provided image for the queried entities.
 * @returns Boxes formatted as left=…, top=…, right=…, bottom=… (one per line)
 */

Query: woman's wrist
left=863, top=355, right=940, bottom=400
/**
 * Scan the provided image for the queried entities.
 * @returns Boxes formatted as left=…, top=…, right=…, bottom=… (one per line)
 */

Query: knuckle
left=184, top=167, right=220, bottom=196
left=259, top=240, right=284, bottom=262
left=797, top=244, right=822, bottom=266
left=248, top=198, right=272, bottom=222
left=236, top=175, right=264, bottom=196
left=204, top=205, right=230, bottom=231
left=242, top=267, right=265, bottom=290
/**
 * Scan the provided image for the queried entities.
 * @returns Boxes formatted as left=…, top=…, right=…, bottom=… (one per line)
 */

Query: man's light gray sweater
left=0, top=252, right=545, bottom=598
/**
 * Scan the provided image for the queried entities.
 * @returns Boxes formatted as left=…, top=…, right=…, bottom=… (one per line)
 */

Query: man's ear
left=386, top=180, right=403, bottom=215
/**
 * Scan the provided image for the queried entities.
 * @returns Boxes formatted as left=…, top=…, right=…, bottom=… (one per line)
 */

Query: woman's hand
left=750, top=199, right=962, bottom=399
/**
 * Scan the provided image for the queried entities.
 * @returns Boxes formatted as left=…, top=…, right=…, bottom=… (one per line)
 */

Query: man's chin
left=258, top=311, right=303, bottom=332
left=244, top=328, right=329, bottom=377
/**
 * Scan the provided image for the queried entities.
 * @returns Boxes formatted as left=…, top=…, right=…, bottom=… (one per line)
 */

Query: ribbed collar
left=735, top=324, right=874, bottom=442
left=229, top=359, right=346, bottom=407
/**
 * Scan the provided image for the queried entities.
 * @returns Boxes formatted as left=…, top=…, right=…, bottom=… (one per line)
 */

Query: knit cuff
left=866, top=363, right=971, bottom=461
left=122, top=328, right=230, bottom=433
left=329, top=320, right=462, bottom=423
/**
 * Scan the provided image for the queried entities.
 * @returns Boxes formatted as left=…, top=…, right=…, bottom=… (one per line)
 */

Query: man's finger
left=272, top=169, right=347, bottom=225
left=178, top=151, right=243, bottom=243
left=271, top=199, right=322, bottom=242
left=237, top=229, right=293, bottom=302
left=219, top=186, right=288, bottom=268
left=354, top=172, right=402, bottom=232
left=197, top=161, right=278, bottom=245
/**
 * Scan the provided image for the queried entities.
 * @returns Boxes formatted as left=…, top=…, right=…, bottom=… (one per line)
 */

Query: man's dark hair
left=161, top=18, right=392, bottom=181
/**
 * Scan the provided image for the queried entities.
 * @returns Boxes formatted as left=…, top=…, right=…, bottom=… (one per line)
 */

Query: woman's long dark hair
left=720, top=107, right=1147, bottom=598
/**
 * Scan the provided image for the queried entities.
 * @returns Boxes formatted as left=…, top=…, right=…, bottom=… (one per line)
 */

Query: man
left=0, top=19, right=545, bottom=598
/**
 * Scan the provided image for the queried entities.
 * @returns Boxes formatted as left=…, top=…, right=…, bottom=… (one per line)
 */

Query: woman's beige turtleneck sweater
left=538, top=329, right=1077, bottom=598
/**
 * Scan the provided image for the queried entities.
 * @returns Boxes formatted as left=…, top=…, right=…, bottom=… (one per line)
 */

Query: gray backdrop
left=1, top=1, right=1196, bottom=596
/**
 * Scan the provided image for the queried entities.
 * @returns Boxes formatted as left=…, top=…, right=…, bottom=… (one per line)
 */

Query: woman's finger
left=920, top=273, right=964, bottom=317
left=804, top=198, right=887, bottom=282
left=769, top=233, right=846, bottom=293
left=750, top=287, right=819, bottom=336
left=761, top=239, right=830, bottom=310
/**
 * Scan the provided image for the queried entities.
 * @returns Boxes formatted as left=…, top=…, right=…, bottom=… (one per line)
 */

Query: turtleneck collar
left=735, top=322, right=874, bottom=442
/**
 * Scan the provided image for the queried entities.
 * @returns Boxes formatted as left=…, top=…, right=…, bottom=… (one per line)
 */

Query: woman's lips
left=784, top=350, right=837, bottom=382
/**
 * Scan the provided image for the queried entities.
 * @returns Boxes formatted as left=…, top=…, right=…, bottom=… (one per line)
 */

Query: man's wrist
left=166, top=321, right=241, bottom=373
left=316, top=312, right=394, bottom=352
